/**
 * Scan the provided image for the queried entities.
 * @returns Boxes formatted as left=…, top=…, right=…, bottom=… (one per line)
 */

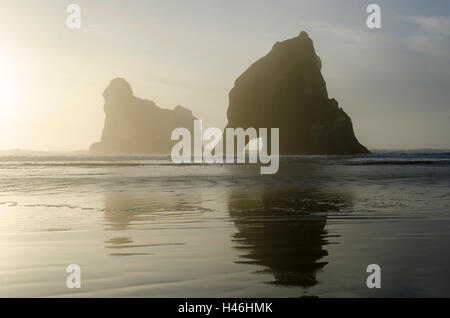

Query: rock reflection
left=102, top=192, right=196, bottom=256
left=228, top=189, right=350, bottom=287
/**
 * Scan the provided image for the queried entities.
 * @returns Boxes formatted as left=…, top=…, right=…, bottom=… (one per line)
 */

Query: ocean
left=0, top=151, right=449, bottom=297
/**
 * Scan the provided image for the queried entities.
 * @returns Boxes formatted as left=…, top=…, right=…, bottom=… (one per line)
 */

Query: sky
left=0, top=0, right=449, bottom=151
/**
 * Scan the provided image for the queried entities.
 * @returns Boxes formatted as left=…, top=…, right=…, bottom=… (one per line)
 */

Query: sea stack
left=225, top=31, right=370, bottom=155
left=89, top=78, right=197, bottom=155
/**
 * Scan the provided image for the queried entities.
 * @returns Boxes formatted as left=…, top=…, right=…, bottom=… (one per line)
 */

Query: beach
left=1, top=151, right=449, bottom=297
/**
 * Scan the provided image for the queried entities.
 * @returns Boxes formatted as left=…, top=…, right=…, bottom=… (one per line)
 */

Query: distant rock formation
left=225, top=31, right=370, bottom=155
left=89, top=78, right=197, bottom=155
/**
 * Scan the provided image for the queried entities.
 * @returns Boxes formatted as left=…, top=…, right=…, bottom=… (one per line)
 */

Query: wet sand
left=0, top=153, right=449, bottom=297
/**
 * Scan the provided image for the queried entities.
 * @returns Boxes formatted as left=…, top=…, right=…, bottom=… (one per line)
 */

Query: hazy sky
left=0, top=0, right=449, bottom=150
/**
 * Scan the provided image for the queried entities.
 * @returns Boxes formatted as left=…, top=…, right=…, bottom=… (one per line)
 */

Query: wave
left=1, top=152, right=450, bottom=167
left=342, top=160, right=450, bottom=166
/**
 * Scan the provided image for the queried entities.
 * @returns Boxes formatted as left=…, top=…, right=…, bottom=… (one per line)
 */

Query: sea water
left=0, top=151, right=449, bottom=297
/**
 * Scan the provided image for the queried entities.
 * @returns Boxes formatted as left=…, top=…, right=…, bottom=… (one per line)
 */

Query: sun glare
left=0, top=50, right=19, bottom=146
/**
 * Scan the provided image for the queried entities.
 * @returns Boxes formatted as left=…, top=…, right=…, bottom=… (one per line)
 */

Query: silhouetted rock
left=225, top=31, right=370, bottom=155
left=89, top=78, right=197, bottom=155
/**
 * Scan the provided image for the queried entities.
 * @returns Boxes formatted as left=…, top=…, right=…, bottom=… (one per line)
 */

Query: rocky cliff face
left=89, top=78, right=196, bottom=155
left=225, top=31, right=369, bottom=155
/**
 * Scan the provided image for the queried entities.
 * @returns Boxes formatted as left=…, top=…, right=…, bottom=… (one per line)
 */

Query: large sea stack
left=89, top=78, right=197, bottom=155
left=225, top=31, right=370, bottom=155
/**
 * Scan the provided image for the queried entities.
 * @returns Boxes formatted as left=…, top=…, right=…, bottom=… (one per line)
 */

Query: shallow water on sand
left=0, top=152, right=449, bottom=297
